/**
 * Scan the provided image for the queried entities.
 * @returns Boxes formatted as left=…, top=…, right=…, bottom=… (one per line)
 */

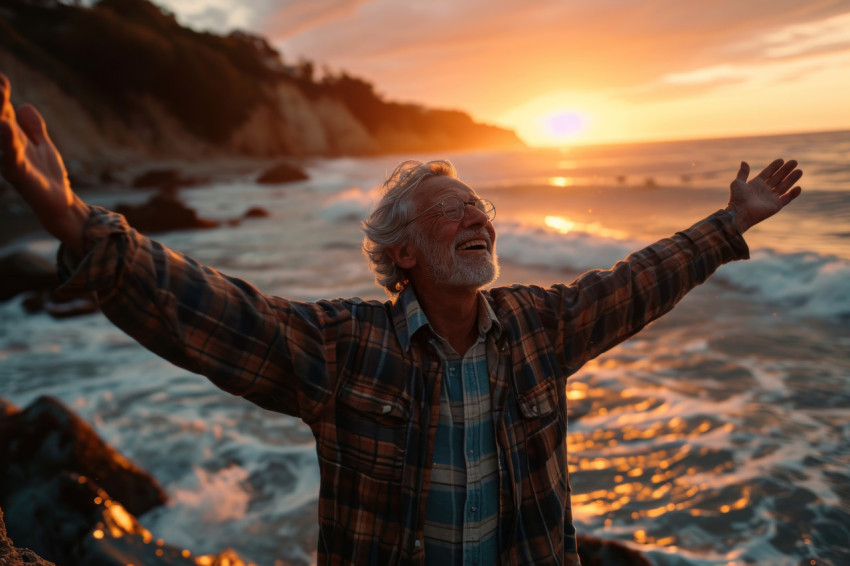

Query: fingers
left=767, top=159, right=796, bottom=183
left=0, top=72, right=10, bottom=112
left=0, top=72, right=22, bottom=175
left=764, top=159, right=803, bottom=201
left=759, top=159, right=803, bottom=208
left=755, top=158, right=785, bottom=182
left=774, top=168, right=802, bottom=194
left=778, top=185, right=802, bottom=209
left=0, top=72, right=13, bottom=149
left=751, top=158, right=803, bottom=193
left=17, top=104, right=49, bottom=145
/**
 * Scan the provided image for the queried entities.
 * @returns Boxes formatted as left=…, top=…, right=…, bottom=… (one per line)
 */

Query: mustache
left=453, top=229, right=492, bottom=247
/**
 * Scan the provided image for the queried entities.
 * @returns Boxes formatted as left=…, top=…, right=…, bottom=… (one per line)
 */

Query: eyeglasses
left=405, top=195, right=496, bottom=226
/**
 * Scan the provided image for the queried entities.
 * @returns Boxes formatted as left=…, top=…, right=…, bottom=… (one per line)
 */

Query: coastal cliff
left=0, top=0, right=523, bottom=174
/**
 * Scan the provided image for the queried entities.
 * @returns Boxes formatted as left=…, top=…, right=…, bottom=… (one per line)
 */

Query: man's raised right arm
left=0, top=72, right=339, bottom=419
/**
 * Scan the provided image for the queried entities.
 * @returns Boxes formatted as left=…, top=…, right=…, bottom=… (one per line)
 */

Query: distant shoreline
left=0, top=156, right=281, bottom=250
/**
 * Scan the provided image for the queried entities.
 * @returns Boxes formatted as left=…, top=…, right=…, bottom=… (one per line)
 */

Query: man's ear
left=386, top=241, right=417, bottom=270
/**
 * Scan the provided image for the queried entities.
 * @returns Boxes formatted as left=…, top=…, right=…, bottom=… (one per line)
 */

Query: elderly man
left=0, top=72, right=802, bottom=565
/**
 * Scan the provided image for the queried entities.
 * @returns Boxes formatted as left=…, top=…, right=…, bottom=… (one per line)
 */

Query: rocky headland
left=0, top=0, right=523, bottom=185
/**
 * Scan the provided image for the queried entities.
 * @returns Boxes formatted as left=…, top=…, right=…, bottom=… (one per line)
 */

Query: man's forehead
left=417, top=176, right=479, bottom=202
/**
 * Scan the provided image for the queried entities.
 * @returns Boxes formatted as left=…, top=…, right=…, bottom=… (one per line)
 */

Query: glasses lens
left=442, top=196, right=465, bottom=221
left=437, top=196, right=496, bottom=222
left=479, top=199, right=496, bottom=221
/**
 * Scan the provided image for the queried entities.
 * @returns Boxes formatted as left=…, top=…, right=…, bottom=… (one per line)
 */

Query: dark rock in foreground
left=0, top=396, right=257, bottom=566
left=2, top=472, right=250, bottom=565
left=0, top=507, right=56, bottom=566
left=256, top=161, right=309, bottom=185
left=0, top=396, right=166, bottom=516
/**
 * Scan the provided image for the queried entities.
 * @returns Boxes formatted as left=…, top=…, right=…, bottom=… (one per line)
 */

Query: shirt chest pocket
left=518, top=380, right=565, bottom=465
left=332, top=383, right=411, bottom=482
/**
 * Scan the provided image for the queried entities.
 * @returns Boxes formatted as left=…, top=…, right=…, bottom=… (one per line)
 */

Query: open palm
left=727, top=159, right=802, bottom=233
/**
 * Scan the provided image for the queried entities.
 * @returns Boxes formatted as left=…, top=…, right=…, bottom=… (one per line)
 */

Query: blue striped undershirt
left=406, top=294, right=502, bottom=565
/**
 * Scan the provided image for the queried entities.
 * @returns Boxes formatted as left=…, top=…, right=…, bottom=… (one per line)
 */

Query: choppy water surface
left=1, top=130, right=848, bottom=565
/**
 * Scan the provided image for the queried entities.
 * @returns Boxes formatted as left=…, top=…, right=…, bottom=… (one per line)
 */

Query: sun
left=543, top=111, right=588, bottom=143
left=496, top=93, right=601, bottom=146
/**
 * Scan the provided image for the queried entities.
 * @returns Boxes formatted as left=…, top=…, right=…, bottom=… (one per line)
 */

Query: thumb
left=733, top=161, right=750, bottom=185
left=16, top=103, right=51, bottom=146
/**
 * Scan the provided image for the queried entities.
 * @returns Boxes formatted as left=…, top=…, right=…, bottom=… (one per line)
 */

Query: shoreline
left=0, top=155, right=285, bottom=250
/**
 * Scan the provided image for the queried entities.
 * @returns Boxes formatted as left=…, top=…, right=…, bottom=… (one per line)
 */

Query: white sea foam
left=490, top=218, right=850, bottom=322
left=720, top=249, right=850, bottom=319
left=495, top=220, right=643, bottom=273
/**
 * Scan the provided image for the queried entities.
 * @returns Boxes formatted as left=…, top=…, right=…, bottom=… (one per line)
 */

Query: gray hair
left=362, top=159, right=457, bottom=295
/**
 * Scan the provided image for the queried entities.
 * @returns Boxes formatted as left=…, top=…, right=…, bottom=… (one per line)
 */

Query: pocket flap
left=338, top=384, right=410, bottom=421
left=517, top=380, right=557, bottom=418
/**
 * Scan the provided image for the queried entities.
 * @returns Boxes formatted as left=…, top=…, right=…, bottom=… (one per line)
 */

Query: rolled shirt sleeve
left=56, top=206, right=340, bottom=419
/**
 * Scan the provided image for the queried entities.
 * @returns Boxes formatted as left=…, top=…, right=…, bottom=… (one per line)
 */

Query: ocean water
left=1, top=130, right=848, bottom=565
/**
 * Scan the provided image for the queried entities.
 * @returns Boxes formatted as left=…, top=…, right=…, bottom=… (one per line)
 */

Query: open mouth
left=456, top=239, right=488, bottom=251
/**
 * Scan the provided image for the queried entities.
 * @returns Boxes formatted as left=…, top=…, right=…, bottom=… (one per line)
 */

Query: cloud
left=729, top=11, right=850, bottom=60
left=621, top=9, right=850, bottom=103
left=255, top=0, right=372, bottom=39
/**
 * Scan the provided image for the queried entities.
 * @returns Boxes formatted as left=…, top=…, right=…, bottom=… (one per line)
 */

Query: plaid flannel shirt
left=58, top=207, right=749, bottom=565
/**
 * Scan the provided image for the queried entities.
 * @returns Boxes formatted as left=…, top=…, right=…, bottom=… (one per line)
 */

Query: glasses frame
left=404, top=195, right=496, bottom=227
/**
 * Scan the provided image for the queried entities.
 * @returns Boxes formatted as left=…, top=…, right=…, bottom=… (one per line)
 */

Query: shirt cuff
left=712, top=208, right=750, bottom=261
left=55, top=206, right=137, bottom=297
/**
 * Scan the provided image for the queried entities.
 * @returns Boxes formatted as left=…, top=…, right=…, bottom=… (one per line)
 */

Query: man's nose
left=462, top=203, right=489, bottom=226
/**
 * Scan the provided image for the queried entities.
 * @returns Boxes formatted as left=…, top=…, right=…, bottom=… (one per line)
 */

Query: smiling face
left=407, top=176, right=499, bottom=290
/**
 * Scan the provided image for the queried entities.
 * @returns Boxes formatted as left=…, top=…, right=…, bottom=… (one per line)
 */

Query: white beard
left=416, top=230, right=500, bottom=288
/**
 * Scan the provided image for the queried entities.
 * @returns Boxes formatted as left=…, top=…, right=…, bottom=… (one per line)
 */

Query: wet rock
left=0, top=398, right=19, bottom=419
left=18, top=291, right=99, bottom=318
left=256, top=161, right=308, bottom=184
left=577, top=534, right=652, bottom=566
left=243, top=206, right=271, bottom=218
left=0, top=396, right=166, bottom=517
left=0, top=251, right=99, bottom=317
left=0, top=397, right=257, bottom=565
left=0, top=506, right=56, bottom=566
left=115, top=191, right=219, bottom=234
left=3, top=473, right=250, bottom=566
left=0, top=251, right=57, bottom=302
left=43, top=295, right=100, bottom=319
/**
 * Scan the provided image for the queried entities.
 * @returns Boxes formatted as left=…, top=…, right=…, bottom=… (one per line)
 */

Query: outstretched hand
left=0, top=72, right=88, bottom=254
left=726, top=159, right=802, bottom=234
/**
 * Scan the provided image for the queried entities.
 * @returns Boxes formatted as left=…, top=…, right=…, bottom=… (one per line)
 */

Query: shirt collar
left=392, top=286, right=502, bottom=352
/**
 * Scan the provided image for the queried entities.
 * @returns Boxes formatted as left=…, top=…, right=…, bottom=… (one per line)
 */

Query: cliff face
left=0, top=0, right=523, bottom=171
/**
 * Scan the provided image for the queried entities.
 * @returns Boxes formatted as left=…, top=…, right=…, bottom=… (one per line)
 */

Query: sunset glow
left=545, top=215, right=630, bottom=240
left=156, top=1, right=850, bottom=146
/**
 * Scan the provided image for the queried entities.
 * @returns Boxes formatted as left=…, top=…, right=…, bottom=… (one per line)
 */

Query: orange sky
left=157, top=0, right=850, bottom=146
